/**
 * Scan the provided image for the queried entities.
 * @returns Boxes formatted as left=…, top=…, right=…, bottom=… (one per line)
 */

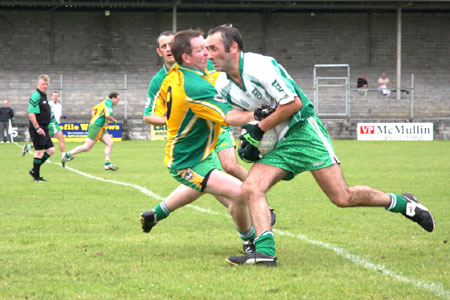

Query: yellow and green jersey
left=90, top=98, right=114, bottom=127
left=155, top=63, right=233, bottom=169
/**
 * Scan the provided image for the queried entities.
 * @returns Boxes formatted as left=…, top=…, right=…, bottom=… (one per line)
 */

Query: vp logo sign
left=360, top=126, right=375, bottom=134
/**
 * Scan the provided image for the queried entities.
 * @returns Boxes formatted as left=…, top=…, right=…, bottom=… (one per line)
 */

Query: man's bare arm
left=143, top=115, right=167, bottom=126
left=28, top=113, right=45, bottom=136
left=224, top=109, right=255, bottom=126
left=106, top=115, right=117, bottom=124
left=258, top=97, right=302, bottom=131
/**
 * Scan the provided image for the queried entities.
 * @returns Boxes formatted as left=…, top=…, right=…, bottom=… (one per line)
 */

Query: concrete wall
left=2, top=11, right=449, bottom=69
left=1, top=10, right=449, bottom=137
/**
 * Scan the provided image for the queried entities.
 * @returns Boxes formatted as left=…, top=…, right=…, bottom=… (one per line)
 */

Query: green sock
left=238, top=226, right=256, bottom=242
left=105, top=161, right=111, bottom=166
left=41, top=152, right=50, bottom=164
left=153, top=202, right=171, bottom=222
left=386, top=193, right=407, bottom=213
left=254, top=231, right=276, bottom=257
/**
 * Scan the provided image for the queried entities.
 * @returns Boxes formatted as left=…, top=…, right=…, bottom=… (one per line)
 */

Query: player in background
left=206, top=25, right=435, bottom=267
left=143, top=31, right=175, bottom=126
left=62, top=92, right=120, bottom=170
left=140, top=29, right=269, bottom=254
left=27, top=74, right=55, bottom=182
left=22, top=91, right=68, bottom=158
left=141, top=31, right=275, bottom=253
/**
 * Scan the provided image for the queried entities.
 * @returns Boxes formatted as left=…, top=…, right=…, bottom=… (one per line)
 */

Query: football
left=241, top=121, right=278, bottom=156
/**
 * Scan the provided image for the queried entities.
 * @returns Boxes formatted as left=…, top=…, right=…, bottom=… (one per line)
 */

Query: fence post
left=124, top=73, right=127, bottom=120
left=410, top=73, right=414, bottom=120
left=60, top=74, right=63, bottom=109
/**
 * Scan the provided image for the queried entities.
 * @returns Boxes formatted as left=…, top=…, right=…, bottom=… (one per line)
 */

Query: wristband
left=35, top=127, right=41, bottom=131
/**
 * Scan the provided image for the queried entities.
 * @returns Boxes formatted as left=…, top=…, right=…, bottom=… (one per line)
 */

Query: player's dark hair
left=157, top=31, right=175, bottom=48
left=109, top=92, right=119, bottom=99
left=207, top=24, right=243, bottom=52
left=171, top=29, right=204, bottom=65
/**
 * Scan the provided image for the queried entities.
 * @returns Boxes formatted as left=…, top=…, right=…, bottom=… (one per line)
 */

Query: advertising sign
left=151, top=125, right=168, bottom=140
left=53, top=122, right=122, bottom=142
left=357, top=123, right=433, bottom=141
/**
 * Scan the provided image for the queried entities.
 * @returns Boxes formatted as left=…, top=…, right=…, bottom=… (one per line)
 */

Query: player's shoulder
left=105, top=98, right=113, bottom=107
left=243, top=52, right=277, bottom=75
left=214, top=72, right=229, bottom=90
left=30, top=90, right=41, bottom=102
left=181, top=68, right=216, bottom=99
left=244, top=52, right=275, bottom=66
left=151, top=67, right=169, bottom=84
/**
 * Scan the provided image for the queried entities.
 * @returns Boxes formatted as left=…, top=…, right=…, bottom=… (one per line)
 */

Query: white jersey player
left=206, top=25, right=434, bottom=267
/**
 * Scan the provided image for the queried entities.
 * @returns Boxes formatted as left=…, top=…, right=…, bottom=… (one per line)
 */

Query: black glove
left=238, top=140, right=261, bottom=163
left=254, top=104, right=276, bottom=121
left=238, top=123, right=265, bottom=162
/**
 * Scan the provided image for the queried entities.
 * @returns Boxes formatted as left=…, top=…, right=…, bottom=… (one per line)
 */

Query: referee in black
left=28, top=74, right=56, bottom=182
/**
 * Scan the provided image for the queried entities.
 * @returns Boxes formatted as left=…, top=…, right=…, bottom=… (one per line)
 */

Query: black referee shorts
left=29, top=125, right=54, bottom=151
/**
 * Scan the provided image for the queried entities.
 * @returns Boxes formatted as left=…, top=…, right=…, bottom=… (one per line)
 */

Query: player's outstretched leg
left=399, top=193, right=435, bottom=232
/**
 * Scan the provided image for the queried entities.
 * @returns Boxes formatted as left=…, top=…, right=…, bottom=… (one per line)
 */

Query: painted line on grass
left=274, top=229, right=450, bottom=299
left=18, top=143, right=449, bottom=299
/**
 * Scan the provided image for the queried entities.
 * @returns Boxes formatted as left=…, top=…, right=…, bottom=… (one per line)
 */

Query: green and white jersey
left=215, top=52, right=315, bottom=140
left=49, top=101, right=62, bottom=123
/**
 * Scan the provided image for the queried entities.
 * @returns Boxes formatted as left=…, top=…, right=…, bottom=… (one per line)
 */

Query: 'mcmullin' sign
left=357, top=123, right=433, bottom=141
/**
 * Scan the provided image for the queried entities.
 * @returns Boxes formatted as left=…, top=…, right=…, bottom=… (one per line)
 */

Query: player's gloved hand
left=239, top=123, right=264, bottom=148
left=238, top=123, right=265, bottom=162
left=238, top=140, right=261, bottom=163
left=254, top=104, right=276, bottom=121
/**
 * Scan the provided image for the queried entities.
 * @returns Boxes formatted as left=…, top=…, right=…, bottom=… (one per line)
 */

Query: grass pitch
left=0, top=140, right=449, bottom=299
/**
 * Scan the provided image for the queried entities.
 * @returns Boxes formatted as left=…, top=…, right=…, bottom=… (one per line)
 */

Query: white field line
left=18, top=143, right=449, bottom=299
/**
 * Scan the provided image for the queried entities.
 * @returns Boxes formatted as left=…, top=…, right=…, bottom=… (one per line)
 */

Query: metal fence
left=2, top=73, right=450, bottom=121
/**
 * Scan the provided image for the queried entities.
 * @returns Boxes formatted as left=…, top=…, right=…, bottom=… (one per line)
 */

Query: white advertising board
left=357, top=123, right=433, bottom=141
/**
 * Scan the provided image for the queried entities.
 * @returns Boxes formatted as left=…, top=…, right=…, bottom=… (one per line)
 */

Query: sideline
left=17, top=143, right=450, bottom=299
